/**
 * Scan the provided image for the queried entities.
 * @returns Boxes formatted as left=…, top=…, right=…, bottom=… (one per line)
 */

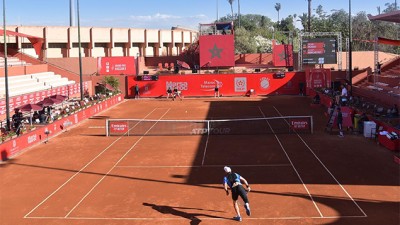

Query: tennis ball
left=185, top=111, right=187, bottom=113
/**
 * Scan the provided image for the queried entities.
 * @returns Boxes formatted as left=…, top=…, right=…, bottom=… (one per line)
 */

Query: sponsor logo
left=110, top=122, right=129, bottom=133
left=166, top=81, right=188, bottom=91
left=191, top=127, right=231, bottom=135
left=27, top=134, right=37, bottom=144
left=234, top=77, right=247, bottom=92
left=200, top=80, right=223, bottom=91
left=260, top=77, right=270, bottom=90
left=290, top=120, right=309, bottom=129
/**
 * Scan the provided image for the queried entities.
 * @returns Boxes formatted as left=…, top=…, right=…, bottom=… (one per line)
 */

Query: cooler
left=363, top=121, right=376, bottom=138
left=354, top=114, right=361, bottom=130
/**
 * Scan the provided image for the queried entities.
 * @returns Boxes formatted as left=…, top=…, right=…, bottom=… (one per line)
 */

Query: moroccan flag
left=199, top=35, right=235, bottom=68
left=273, top=44, right=294, bottom=67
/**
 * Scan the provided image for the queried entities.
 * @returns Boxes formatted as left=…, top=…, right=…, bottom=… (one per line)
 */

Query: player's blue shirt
left=223, top=173, right=241, bottom=188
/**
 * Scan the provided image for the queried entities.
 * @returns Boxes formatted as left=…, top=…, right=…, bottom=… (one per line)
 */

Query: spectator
left=389, top=104, right=399, bottom=117
left=358, top=113, right=369, bottom=134
left=337, top=107, right=344, bottom=137
left=12, top=109, right=23, bottom=136
left=377, top=61, right=382, bottom=75
left=312, top=92, right=320, bottom=104
left=340, top=84, right=348, bottom=106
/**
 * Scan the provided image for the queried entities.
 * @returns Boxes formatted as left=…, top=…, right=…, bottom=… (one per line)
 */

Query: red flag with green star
left=199, top=35, right=235, bottom=68
left=273, top=44, right=294, bottom=67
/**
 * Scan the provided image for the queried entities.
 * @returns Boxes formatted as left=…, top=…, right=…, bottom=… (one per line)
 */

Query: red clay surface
left=1, top=96, right=399, bottom=225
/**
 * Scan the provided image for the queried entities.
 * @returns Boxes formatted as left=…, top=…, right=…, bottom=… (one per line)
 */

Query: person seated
left=312, top=93, right=320, bottom=104
left=12, top=109, right=24, bottom=136
left=32, top=111, right=40, bottom=123
left=389, top=104, right=399, bottom=117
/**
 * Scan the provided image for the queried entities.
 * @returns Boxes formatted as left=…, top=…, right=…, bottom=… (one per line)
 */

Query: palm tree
left=307, top=0, right=311, bottom=32
left=275, top=3, right=281, bottom=25
left=228, top=0, right=235, bottom=19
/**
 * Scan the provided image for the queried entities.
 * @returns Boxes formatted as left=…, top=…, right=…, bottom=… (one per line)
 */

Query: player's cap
left=224, top=166, right=231, bottom=173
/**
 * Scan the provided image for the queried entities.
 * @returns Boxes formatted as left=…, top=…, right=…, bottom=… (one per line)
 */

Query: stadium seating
left=0, top=57, right=30, bottom=67
left=0, top=72, right=75, bottom=97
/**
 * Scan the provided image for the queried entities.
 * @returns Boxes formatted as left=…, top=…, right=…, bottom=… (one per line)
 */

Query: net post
left=207, top=121, right=210, bottom=135
left=105, top=119, right=109, bottom=136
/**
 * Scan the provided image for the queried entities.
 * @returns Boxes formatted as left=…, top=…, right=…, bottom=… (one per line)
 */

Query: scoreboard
left=302, top=38, right=337, bottom=64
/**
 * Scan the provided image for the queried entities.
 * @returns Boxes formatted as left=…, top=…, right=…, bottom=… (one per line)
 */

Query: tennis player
left=166, top=86, right=173, bottom=99
left=223, top=166, right=251, bottom=222
left=173, top=86, right=182, bottom=101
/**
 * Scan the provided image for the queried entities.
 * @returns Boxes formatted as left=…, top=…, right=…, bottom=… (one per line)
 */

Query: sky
left=2, top=0, right=395, bottom=30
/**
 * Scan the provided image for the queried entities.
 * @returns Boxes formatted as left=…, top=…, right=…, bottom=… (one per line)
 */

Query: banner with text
left=97, top=56, right=136, bottom=75
left=127, top=72, right=305, bottom=98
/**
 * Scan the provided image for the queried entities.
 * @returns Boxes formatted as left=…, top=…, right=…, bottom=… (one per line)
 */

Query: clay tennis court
left=1, top=96, right=399, bottom=225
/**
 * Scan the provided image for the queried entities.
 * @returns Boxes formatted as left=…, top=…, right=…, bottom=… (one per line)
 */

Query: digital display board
left=136, top=75, right=159, bottom=81
left=302, top=38, right=337, bottom=64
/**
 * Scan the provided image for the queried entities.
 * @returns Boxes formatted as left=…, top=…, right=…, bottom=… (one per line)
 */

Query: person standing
left=223, top=166, right=251, bottom=222
left=134, top=84, right=140, bottom=99
left=337, top=107, right=344, bottom=137
left=166, top=86, right=173, bottom=99
left=214, top=83, right=220, bottom=98
left=340, top=84, right=348, bottom=106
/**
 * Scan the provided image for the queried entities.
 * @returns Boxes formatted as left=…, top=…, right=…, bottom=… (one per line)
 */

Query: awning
left=0, top=30, right=44, bottom=55
left=368, top=10, right=400, bottom=23
left=378, top=37, right=400, bottom=46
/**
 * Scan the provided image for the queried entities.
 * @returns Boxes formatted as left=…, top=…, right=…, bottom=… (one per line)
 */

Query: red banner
left=273, top=44, right=294, bottom=67
left=97, top=57, right=136, bottom=75
left=199, top=35, right=235, bottom=68
left=305, top=68, right=332, bottom=90
left=127, top=72, right=305, bottom=98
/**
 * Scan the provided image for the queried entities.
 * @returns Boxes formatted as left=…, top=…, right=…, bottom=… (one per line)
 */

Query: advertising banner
left=109, top=121, right=129, bottom=133
left=97, top=57, right=136, bottom=75
left=199, top=35, right=235, bottom=68
left=290, top=119, right=310, bottom=130
left=305, top=68, right=332, bottom=90
left=127, top=72, right=305, bottom=98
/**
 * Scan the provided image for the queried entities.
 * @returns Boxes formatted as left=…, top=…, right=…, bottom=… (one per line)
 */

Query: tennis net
left=106, top=116, right=313, bottom=136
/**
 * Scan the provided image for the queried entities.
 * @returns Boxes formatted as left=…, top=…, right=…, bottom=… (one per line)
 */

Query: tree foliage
left=103, top=76, right=120, bottom=93
left=217, top=3, right=399, bottom=54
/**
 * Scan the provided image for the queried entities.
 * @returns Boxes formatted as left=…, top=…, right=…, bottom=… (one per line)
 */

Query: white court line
left=273, top=106, right=367, bottom=217
left=26, top=214, right=367, bottom=220
left=64, top=108, right=171, bottom=218
left=24, top=108, right=160, bottom=218
left=115, top=164, right=292, bottom=168
left=258, top=106, right=324, bottom=218
left=201, top=134, right=210, bottom=166
left=88, top=126, right=105, bottom=129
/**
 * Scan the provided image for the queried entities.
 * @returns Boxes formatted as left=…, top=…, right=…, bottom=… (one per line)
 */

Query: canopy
left=0, top=30, right=44, bottom=55
left=377, top=37, right=400, bottom=46
left=368, top=10, right=400, bottom=23
left=17, top=103, right=43, bottom=112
